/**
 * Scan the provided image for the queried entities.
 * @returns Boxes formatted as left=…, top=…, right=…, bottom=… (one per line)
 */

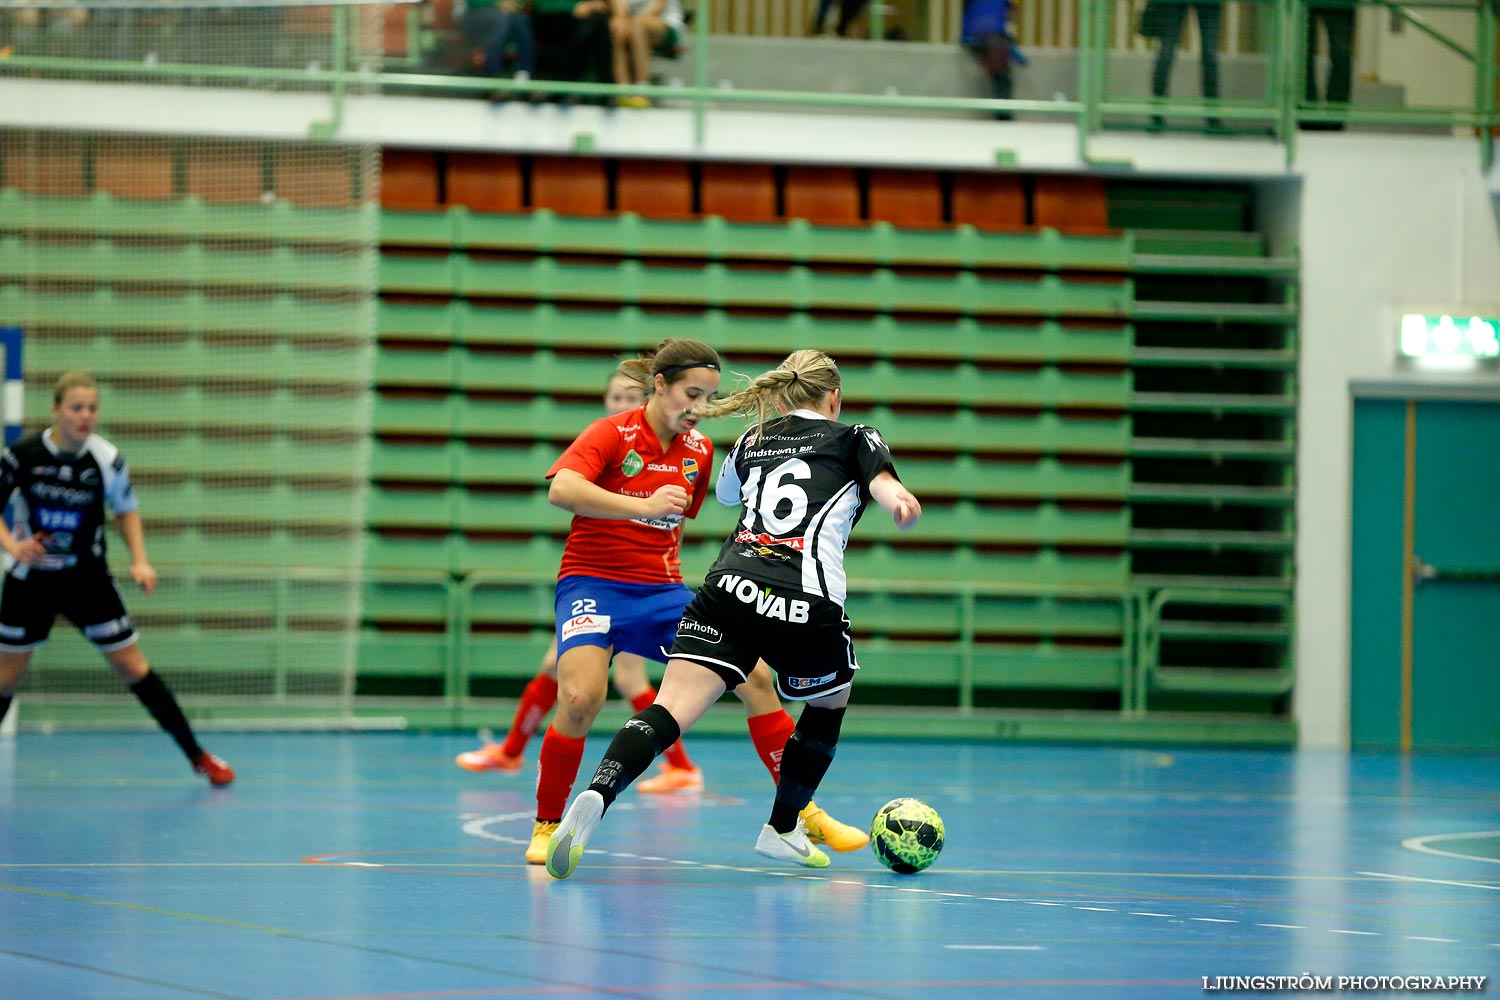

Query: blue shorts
left=554, top=575, right=693, bottom=662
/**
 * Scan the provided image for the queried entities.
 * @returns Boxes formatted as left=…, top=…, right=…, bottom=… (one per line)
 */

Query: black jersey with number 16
left=707, top=409, right=899, bottom=607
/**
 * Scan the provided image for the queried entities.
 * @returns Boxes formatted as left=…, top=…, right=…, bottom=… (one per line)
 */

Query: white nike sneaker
left=754, top=822, right=831, bottom=869
left=546, top=790, right=604, bottom=880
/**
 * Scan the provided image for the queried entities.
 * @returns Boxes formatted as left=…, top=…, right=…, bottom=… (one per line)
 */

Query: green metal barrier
left=17, top=558, right=1295, bottom=739
left=452, top=569, right=1141, bottom=718
left=1134, top=586, right=1295, bottom=711
left=0, top=0, right=1493, bottom=166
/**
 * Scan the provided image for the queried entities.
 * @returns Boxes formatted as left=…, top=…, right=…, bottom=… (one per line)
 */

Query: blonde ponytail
left=704, top=349, right=841, bottom=440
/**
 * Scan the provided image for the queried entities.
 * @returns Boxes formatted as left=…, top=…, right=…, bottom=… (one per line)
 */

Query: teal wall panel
left=1349, top=399, right=1406, bottom=747
left=1352, top=398, right=1500, bottom=750
left=1411, top=402, right=1500, bottom=750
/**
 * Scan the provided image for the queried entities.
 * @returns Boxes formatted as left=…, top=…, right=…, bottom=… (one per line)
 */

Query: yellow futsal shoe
left=799, top=801, right=870, bottom=852
left=525, top=820, right=560, bottom=865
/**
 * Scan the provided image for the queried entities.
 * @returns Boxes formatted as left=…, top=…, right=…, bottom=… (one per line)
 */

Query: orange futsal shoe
left=193, top=752, right=235, bottom=787
left=799, top=801, right=869, bottom=852
left=637, top=763, right=704, bottom=794
left=455, top=742, right=523, bottom=773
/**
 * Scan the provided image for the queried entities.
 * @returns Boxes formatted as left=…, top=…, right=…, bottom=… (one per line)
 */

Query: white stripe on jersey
left=83, top=435, right=136, bottom=515
left=801, top=480, right=862, bottom=605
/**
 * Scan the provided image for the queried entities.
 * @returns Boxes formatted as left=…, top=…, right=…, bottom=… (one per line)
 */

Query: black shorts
left=667, top=572, right=858, bottom=701
left=0, top=566, right=137, bottom=653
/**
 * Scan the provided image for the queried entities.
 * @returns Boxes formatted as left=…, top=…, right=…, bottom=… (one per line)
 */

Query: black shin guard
left=587, top=704, right=682, bottom=811
left=0, top=694, right=11, bottom=725
left=129, top=671, right=204, bottom=761
left=769, top=705, right=846, bottom=833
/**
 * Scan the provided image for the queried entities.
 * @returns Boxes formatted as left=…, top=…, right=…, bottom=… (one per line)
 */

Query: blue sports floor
left=1, top=730, right=1498, bottom=999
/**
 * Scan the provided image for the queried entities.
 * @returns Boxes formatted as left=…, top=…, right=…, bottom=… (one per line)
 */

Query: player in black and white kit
left=547, top=349, right=920, bottom=878
left=0, top=372, right=234, bottom=786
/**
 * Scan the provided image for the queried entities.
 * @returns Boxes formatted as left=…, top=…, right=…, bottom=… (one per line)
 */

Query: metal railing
left=12, top=562, right=1290, bottom=720
left=0, top=0, right=1495, bottom=166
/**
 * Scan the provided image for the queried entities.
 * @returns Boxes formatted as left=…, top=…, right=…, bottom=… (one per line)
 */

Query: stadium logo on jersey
left=677, top=617, right=721, bottom=643
left=621, top=450, right=644, bottom=477
left=561, top=614, right=611, bottom=642
left=787, top=672, right=836, bottom=691
left=681, top=457, right=699, bottom=483
left=716, top=574, right=811, bottom=623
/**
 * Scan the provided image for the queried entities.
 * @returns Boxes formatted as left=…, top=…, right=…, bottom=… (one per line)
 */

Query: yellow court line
left=0, top=881, right=295, bottom=935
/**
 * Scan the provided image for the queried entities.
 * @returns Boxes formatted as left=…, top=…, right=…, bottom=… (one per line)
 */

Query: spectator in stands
left=530, top=0, right=612, bottom=102
left=458, top=0, right=536, bottom=92
left=961, top=0, right=1019, bottom=120
left=1, top=2, right=87, bottom=57
left=1304, top=0, right=1354, bottom=130
left=1140, top=0, right=1223, bottom=132
left=608, top=0, right=685, bottom=107
left=809, top=0, right=870, bottom=37
left=0, top=372, right=234, bottom=788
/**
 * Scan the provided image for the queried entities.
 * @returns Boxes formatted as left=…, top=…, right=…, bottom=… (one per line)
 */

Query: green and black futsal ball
left=869, top=797, right=944, bottom=873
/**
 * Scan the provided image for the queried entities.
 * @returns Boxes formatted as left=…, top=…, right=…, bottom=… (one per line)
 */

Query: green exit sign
left=1399, top=313, right=1500, bottom=359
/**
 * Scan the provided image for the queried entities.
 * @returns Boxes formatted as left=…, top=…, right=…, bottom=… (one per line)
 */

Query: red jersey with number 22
left=545, top=406, right=714, bottom=585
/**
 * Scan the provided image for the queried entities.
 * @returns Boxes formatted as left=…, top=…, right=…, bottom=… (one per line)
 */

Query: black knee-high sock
left=587, top=704, right=681, bottom=812
left=769, top=705, right=846, bottom=833
left=0, top=694, right=11, bottom=725
left=129, top=671, right=204, bottom=761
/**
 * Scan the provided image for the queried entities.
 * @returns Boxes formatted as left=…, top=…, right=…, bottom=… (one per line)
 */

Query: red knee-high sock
left=746, top=708, right=796, bottom=785
left=631, top=687, right=694, bottom=771
left=501, top=674, right=558, bottom=757
left=536, top=725, right=587, bottom=822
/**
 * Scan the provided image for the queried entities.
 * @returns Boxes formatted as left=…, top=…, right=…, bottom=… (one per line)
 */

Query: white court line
left=945, top=945, right=1044, bottom=951
left=1400, top=832, right=1500, bottom=865
left=1360, top=870, right=1500, bottom=891
left=454, top=812, right=1483, bottom=948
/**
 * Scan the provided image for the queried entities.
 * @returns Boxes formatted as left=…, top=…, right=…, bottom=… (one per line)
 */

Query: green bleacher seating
left=379, top=253, right=1132, bottom=318
left=380, top=208, right=1133, bottom=272
left=0, top=189, right=378, bottom=243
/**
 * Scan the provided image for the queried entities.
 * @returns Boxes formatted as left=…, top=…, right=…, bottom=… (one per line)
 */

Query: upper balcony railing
left=0, top=0, right=1495, bottom=166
